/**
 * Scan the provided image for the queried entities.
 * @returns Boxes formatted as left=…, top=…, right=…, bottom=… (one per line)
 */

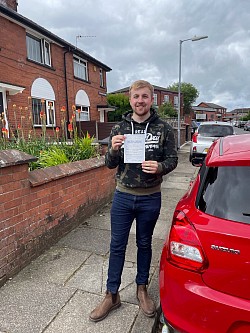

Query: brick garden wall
left=0, top=150, right=116, bottom=287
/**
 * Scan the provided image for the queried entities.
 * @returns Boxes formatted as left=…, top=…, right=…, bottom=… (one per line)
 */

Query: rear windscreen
left=198, top=125, right=234, bottom=137
left=198, top=166, right=250, bottom=224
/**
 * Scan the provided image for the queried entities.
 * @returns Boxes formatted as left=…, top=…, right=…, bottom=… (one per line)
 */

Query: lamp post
left=177, top=35, right=208, bottom=150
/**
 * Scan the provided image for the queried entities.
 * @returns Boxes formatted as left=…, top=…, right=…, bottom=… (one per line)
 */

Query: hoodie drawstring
left=131, top=122, right=149, bottom=139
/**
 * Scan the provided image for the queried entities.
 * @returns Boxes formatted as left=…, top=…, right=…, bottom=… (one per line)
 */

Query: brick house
left=0, top=0, right=113, bottom=139
left=226, top=108, right=250, bottom=121
left=192, top=102, right=227, bottom=122
left=110, top=84, right=183, bottom=115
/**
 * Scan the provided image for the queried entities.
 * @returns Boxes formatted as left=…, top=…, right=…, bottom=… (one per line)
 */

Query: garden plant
left=0, top=100, right=100, bottom=170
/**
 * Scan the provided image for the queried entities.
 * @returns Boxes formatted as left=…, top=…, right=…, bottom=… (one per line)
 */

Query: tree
left=107, top=93, right=131, bottom=121
left=158, top=102, right=177, bottom=118
left=167, top=82, right=199, bottom=114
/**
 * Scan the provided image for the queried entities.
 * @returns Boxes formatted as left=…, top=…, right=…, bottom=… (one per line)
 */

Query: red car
left=159, top=134, right=250, bottom=333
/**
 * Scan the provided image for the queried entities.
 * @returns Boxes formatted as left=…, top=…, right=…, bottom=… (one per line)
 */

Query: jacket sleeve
left=157, top=125, right=178, bottom=176
left=105, top=125, right=121, bottom=169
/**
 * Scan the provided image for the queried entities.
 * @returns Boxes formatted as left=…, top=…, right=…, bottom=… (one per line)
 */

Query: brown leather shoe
left=137, top=284, right=156, bottom=317
left=89, top=291, right=121, bottom=322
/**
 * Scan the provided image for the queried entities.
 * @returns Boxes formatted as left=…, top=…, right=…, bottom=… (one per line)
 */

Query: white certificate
left=124, top=134, right=145, bottom=163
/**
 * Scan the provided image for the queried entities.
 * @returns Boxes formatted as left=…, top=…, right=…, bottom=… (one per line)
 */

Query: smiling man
left=89, top=79, right=178, bottom=322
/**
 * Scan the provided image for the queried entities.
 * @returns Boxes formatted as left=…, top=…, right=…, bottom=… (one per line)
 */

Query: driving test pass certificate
left=124, top=134, right=145, bottom=163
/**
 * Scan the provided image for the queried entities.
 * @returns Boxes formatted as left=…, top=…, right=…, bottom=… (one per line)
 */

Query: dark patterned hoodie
left=105, top=109, right=178, bottom=193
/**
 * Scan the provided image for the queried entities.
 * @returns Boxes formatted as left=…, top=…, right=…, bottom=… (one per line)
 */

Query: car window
left=198, top=125, right=233, bottom=137
left=197, top=166, right=250, bottom=224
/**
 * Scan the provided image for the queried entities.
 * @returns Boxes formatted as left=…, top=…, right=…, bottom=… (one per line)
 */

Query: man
left=89, top=80, right=178, bottom=322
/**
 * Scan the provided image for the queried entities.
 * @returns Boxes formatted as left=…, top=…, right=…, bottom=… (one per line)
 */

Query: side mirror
left=191, top=157, right=204, bottom=167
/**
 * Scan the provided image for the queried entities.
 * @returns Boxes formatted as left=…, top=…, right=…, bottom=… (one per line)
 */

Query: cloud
left=18, top=0, right=250, bottom=110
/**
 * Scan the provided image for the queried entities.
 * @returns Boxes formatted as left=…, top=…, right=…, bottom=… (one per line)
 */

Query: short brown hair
left=129, top=80, right=154, bottom=97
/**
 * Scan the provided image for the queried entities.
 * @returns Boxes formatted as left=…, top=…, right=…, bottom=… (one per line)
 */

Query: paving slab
left=43, top=291, right=139, bottom=333
left=57, top=227, right=111, bottom=255
left=0, top=280, right=75, bottom=333
left=14, top=246, right=91, bottom=285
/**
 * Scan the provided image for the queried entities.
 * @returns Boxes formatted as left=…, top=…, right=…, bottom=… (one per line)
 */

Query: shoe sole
left=89, top=302, right=121, bottom=322
left=140, top=308, right=156, bottom=318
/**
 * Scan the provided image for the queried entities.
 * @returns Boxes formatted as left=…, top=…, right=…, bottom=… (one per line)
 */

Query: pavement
left=0, top=142, right=197, bottom=333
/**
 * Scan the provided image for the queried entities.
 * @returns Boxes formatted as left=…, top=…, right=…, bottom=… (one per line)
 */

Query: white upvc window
left=32, top=98, right=55, bottom=126
left=153, top=93, right=158, bottom=105
left=43, top=40, right=51, bottom=66
left=100, top=68, right=104, bottom=87
left=174, top=96, right=179, bottom=108
left=163, top=95, right=169, bottom=103
left=26, top=34, right=51, bottom=66
left=75, top=105, right=90, bottom=121
left=73, top=56, right=88, bottom=81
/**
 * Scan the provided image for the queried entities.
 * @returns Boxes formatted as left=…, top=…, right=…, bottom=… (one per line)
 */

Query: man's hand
left=111, top=135, right=126, bottom=151
left=141, top=160, right=159, bottom=174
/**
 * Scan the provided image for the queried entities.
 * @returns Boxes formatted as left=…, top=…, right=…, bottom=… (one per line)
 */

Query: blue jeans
left=107, top=190, right=161, bottom=294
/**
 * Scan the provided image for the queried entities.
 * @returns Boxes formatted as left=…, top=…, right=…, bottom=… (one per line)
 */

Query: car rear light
left=192, top=132, right=198, bottom=143
left=167, top=210, right=208, bottom=272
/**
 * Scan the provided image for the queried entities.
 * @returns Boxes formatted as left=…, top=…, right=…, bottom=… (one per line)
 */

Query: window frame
left=73, top=56, right=88, bottom=81
left=43, top=40, right=51, bottom=66
left=75, top=105, right=90, bottom=121
left=174, top=96, right=178, bottom=108
left=163, top=95, right=169, bottom=104
left=153, top=93, right=158, bottom=105
left=32, top=98, right=56, bottom=127
left=99, top=68, right=104, bottom=87
left=26, top=33, right=51, bottom=66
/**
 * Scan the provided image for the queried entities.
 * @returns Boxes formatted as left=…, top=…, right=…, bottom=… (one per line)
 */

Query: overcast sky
left=18, top=0, right=250, bottom=111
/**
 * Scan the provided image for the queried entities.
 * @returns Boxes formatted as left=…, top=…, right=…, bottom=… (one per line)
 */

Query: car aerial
left=159, top=134, right=250, bottom=333
left=190, top=121, right=235, bottom=162
left=243, top=120, right=250, bottom=131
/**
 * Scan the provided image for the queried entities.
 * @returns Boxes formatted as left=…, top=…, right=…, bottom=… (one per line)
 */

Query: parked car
left=189, top=121, right=235, bottom=162
left=159, top=134, right=250, bottom=333
left=244, top=120, right=250, bottom=131
left=238, top=120, right=247, bottom=128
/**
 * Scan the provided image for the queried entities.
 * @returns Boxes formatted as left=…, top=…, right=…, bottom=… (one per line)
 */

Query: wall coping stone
left=0, top=149, right=37, bottom=168
left=28, top=155, right=106, bottom=187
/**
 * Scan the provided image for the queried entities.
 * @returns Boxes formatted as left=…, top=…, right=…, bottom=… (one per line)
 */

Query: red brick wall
left=0, top=153, right=116, bottom=286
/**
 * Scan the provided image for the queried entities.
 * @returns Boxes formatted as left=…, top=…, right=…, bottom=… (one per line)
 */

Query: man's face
left=129, top=87, right=154, bottom=118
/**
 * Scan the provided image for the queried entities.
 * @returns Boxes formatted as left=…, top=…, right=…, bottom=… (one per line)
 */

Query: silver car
left=189, top=121, right=235, bottom=162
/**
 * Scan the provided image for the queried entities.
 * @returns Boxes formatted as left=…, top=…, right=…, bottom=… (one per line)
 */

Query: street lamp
left=177, top=35, right=208, bottom=150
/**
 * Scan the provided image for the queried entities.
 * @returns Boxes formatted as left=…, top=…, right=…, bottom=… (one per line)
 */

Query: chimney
left=0, top=0, right=18, bottom=11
